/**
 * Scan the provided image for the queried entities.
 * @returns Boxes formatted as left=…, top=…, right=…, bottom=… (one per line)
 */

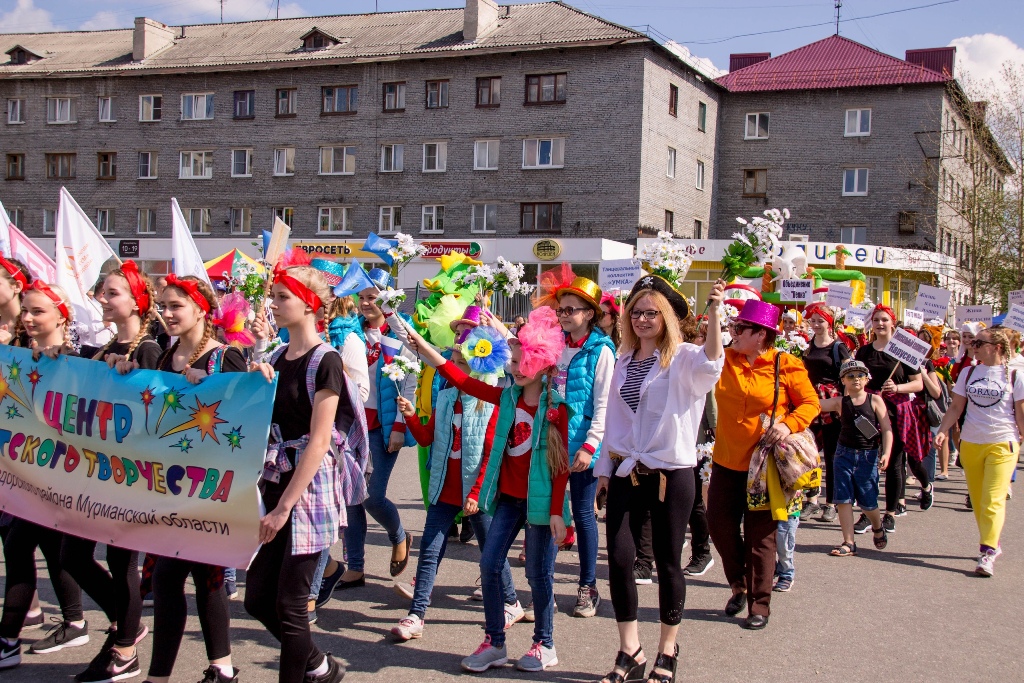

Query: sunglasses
left=555, top=306, right=588, bottom=317
left=970, top=339, right=995, bottom=349
left=843, top=373, right=868, bottom=380
left=630, top=309, right=661, bottom=321
left=729, top=323, right=756, bottom=335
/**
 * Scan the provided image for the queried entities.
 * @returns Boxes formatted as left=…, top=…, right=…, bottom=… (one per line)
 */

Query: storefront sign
left=915, top=284, right=951, bottom=320
left=779, top=279, right=813, bottom=304
left=293, top=241, right=373, bottom=259
left=903, top=309, right=924, bottom=329
left=883, top=327, right=932, bottom=370
left=825, top=283, right=854, bottom=309
left=955, top=304, right=993, bottom=328
left=599, top=259, right=642, bottom=291
left=419, top=242, right=481, bottom=259
left=532, top=239, right=561, bottom=261
left=1005, top=304, right=1024, bottom=334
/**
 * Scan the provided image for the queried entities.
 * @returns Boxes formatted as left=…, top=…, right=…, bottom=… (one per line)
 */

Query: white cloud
left=79, top=11, right=122, bottom=32
left=0, top=0, right=59, bottom=33
left=950, top=34, right=1024, bottom=92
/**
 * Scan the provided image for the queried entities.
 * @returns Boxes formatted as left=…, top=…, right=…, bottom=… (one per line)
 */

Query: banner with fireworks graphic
left=0, top=346, right=277, bottom=568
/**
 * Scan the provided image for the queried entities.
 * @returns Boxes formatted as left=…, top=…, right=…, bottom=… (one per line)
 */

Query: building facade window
left=474, top=140, right=499, bottom=170
left=322, top=85, right=357, bottom=114
left=845, top=108, right=871, bottom=136
left=693, top=219, right=703, bottom=239
left=139, top=95, right=162, bottom=121
left=7, top=99, right=23, bottom=124
left=273, top=207, right=294, bottom=226
left=181, top=93, right=214, bottom=120
left=667, top=147, right=676, bottom=178
left=233, top=90, right=256, bottom=119
left=46, top=97, right=75, bottom=124
left=97, top=152, right=116, bottom=180
left=137, top=208, right=156, bottom=235
left=381, top=144, right=404, bottom=172
left=138, top=151, right=158, bottom=179
left=187, top=208, right=211, bottom=235
left=45, top=153, right=76, bottom=179
left=96, top=209, right=114, bottom=234
left=522, top=138, right=565, bottom=169
left=8, top=209, right=23, bottom=229
left=840, top=226, right=867, bottom=244
left=43, top=208, right=56, bottom=234
left=229, top=208, right=252, bottom=235
left=745, top=112, right=769, bottom=139
left=320, top=146, right=355, bottom=175
left=664, top=210, right=674, bottom=233
left=476, top=77, right=501, bottom=107
left=383, top=82, right=406, bottom=112
left=421, top=205, right=444, bottom=234
left=842, top=168, right=869, bottom=196
left=697, top=101, right=707, bottom=132
left=521, top=202, right=561, bottom=232
left=696, top=160, right=705, bottom=190
left=276, top=88, right=297, bottom=116
left=525, top=73, right=567, bottom=104
left=98, top=97, right=114, bottom=122
left=180, top=151, right=214, bottom=179
left=669, top=84, right=679, bottom=117
left=425, top=80, right=449, bottom=109
left=379, top=206, right=402, bottom=234
left=743, top=168, right=767, bottom=196
left=6, top=154, right=24, bottom=180
left=231, top=149, right=253, bottom=177
left=273, top=148, right=295, bottom=176
left=318, top=206, right=352, bottom=234
left=423, top=142, right=447, bottom=172
left=472, top=203, right=497, bottom=233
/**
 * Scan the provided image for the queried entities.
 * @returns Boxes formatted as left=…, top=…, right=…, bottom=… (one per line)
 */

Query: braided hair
left=544, top=374, right=569, bottom=478
left=1, top=257, right=31, bottom=346
left=92, top=268, right=158, bottom=361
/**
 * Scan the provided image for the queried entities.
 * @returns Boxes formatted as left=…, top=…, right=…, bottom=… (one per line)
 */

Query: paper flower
left=699, top=456, right=713, bottom=484
left=375, top=288, right=407, bottom=312
left=638, top=232, right=692, bottom=289
left=721, top=208, right=788, bottom=281
left=381, top=356, right=423, bottom=383
left=212, top=292, right=256, bottom=347
left=775, top=331, right=810, bottom=357
left=454, top=257, right=531, bottom=297
left=461, top=326, right=511, bottom=377
left=386, top=233, right=428, bottom=274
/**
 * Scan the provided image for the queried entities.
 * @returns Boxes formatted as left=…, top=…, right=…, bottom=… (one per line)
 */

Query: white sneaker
left=976, top=546, right=1003, bottom=577
left=392, top=580, right=415, bottom=601
left=391, top=615, right=423, bottom=641
left=471, top=576, right=483, bottom=601
left=516, top=642, right=558, bottom=672
left=461, top=636, right=508, bottom=673
left=504, top=600, right=525, bottom=630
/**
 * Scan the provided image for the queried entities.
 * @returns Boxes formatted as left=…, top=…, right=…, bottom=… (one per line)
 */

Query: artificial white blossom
left=381, top=356, right=423, bottom=383
left=375, top=288, right=407, bottom=312
left=386, top=233, right=428, bottom=272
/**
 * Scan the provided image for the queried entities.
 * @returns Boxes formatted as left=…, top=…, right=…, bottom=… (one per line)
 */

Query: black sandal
left=872, top=526, right=888, bottom=550
left=600, top=647, right=646, bottom=683
left=389, top=532, right=414, bottom=577
left=829, top=541, right=856, bottom=557
left=647, top=645, right=678, bottom=683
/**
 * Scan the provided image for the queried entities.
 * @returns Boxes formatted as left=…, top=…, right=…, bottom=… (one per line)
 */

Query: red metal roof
left=716, top=35, right=950, bottom=93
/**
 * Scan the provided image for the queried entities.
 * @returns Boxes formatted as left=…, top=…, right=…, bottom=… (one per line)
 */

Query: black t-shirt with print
left=855, top=343, right=917, bottom=393
left=156, top=344, right=247, bottom=375
left=271, top=346, right=346, bottom=442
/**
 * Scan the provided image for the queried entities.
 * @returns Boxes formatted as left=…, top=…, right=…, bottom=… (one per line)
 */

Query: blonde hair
left=282, top=266, right=330, bottom=312
left=619, top=290, right=682, bottom=368
left=164, top=276, right=218, bottom=372
left=544, top=376, right=569, bottom=478
left=93, top=269, right=158, bottom=361
left=982, top=327, right=1012, bottom=363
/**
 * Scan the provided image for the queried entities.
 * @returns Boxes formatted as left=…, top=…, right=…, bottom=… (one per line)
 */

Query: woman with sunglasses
left=934, top=327, right=1024, bottom=576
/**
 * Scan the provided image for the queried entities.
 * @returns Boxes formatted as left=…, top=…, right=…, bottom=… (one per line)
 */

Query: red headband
left=804, top=302, right=834, bottom=327
left=273, top=265, right=323, bottom=313
left=872, top=304, right=896, bottom=324
left=0, top=251, right=26, bottom=290
left=119, top=261, right=150, bottom=315
left=165, top=274, right=210, bottom=314
left=28, top=281, right=70, bottom=319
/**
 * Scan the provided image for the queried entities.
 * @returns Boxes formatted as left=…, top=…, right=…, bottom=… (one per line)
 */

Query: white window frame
left=139, top=95, right=162, bottom=122
left=43, top=208, right=56, bottom=235
left=273, top=147, right=295, bottom=176
left=471, top=203, right=497, bottom=234
left=426, top=80, right=449, bottom=109
left=273, top=207, right=294, bottom=226
left=319, top=146, right=355, bottom=175
left=378, top=206, right=402, bottom=235
left=474, top=139, right=499, bottom=170
left=187, top=208, right=212, bottom=235
left=98, top=96, right=115, bottom=122
left=6, top=99, right=23, bottom=124
left=276, top=88, right=297, bottom=116
left=137, top=208, right=156, bottom=235
left=46, top=97, right=75, bottom=124
left=138, top=151, right=158, bottom=179
left=318, top=206, right=352, bottom=235
left=744, top=112, right=769, bottom=139
left=97, top=152, right=117, bottom=179
left=180, top=93, right=214, bottom=121
left=422, top=142, right=447, bottom=172
left=696, top=159, right=705, bottom=190
left=845, top=108, right=871, bottom=137
left=383, top=82, right=406, bottom=111
left=95, top=208, right=114, bottom=235
left=179, top=151, right=214, bottom=179
left=840, top=226, right=867, bottom=244
left=7, top=209, right=22, bottom=229
left=667, top=147, right=676, bottom=178
left=522, top=138, right=565, bottom=169
left=421, top=205, right=445, bottom=234
left=229, top=208, right=252, bottom=235
left=233, top=90, right=255, bottom=118
left=231, top=149, right=253, bottom=177
left=381, top=144, right=404, bottom=172
left=842, top=168, right=869, bottom=196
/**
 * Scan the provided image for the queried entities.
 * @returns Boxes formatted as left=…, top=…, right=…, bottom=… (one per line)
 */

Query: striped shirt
left=620, top=355, right=657, bottom=412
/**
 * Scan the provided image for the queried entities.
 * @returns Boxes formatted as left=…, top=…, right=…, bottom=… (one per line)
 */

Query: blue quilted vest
left=362, top=313, right=414, bottom=446
left=426, top=389, right=494, bottom=505
left=564, top=330, right=616, bottom=467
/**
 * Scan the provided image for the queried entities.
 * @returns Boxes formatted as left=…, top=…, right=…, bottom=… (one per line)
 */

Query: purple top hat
left=450, top=305, right=483, bottom=332
left=736, top=299, right=780, bottom=331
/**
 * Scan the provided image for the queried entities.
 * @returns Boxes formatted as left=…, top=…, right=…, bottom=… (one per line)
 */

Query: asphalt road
left=3, top=449, right=1021, bottom=682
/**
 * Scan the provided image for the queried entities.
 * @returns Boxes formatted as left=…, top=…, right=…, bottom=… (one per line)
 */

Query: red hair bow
left=273, top=264, right=322, bottom=313
left=119, top=260, right=150, bottom=315
left=29, top=281, right=69, bottom=319
left=0, top=251, right=27, bottom=290
left=165, top=274, right=210, bottom=314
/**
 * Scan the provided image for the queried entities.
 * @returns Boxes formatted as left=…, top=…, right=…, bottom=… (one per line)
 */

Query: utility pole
left=220, top=0, right=224, bottom=23
left=834, top=0, right=842, bottom=35
left=277, top=0, right=280, bottom=19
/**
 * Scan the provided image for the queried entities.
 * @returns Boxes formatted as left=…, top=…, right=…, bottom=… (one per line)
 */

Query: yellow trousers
left=960, top=440, right=1019, bottom=549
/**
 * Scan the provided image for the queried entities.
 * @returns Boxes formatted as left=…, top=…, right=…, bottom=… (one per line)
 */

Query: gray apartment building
left=0, top=0, right=720, bottom=270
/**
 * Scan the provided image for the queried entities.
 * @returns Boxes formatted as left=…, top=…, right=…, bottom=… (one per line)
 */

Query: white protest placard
left=779, top=279, right=813, bottom=304
left=1005, top=304, right=1024, bottom=333
left=844, top=307, right=868, bottom=329
left=883, top=327, right=932, bottom=370
left=915, top=284, right=951, bottom=320
left=599, top=259, right=643, bottom=292
left=903, top=309, right=925, bottom=329
left=955, top=304, right=993, bottom=328
left=1009, top=290, right=1024, bottom=308
left=825, top=283, right=854, bottom=309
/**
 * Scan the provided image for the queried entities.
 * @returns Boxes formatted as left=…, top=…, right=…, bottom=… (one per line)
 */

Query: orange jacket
left=713, top=348, right=820, bottom=472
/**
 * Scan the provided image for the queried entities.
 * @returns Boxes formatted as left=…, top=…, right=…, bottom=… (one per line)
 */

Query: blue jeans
left=774, top=517, right=799, bottom=581
left=343, top=427, right=407, bottom=572
left=569, top=469, right=598, bottom=588
left=308, top=548, right=331, bottom=601
left=410, top=502, right=516, bottom=619
left=834, top=444, right=881, bottom=511
left=223, top=567, right=236, bottom=585
left=480, top=497, right=556, bottom=649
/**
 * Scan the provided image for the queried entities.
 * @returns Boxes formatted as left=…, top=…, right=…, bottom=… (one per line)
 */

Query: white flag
left=171, top=198, right=212, bottom=287
left=55, top=187, right=116, bottom=346
left=0, top=199, right=13, bottom=255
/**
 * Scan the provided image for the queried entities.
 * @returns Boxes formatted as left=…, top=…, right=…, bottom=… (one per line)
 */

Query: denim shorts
left=833, top=444, right=880, bottom=511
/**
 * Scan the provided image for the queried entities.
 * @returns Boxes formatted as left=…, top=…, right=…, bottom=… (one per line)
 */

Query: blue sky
left=2, top=0, right=1023, bottom=83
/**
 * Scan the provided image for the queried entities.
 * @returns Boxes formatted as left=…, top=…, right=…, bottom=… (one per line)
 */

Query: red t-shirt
left=499, top=398, right=537, bottom=500
left=438, top=401, right=465, bottom=507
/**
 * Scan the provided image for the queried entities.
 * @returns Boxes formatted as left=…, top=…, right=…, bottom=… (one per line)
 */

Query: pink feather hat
left=513, top=306, right=565, bottom=378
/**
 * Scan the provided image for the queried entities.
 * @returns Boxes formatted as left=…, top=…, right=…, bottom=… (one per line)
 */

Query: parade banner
left=0, top=346, right=276, bottom=568
left=883, top=327, right=932, bottom=370
left=903, top=309, right=925, bottom=330
left=955, top=304, right=993, bottom=328
left=915, top=284, right=951, bottom=320
left=1005, top=304, right=1024, bottom=334
left=844, top=307, right=868, bottom=329
left=598, top=259, right=643, bottom=292
left=1009, top=290, right=1024, bottom=308
left=825, top=283, right=854, bottom=309
left=779, top=279, right=813, bottom=304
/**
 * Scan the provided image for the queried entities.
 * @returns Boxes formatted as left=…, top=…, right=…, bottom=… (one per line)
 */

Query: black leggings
left=148, top=557, right=231, bottom=678
left=244, top=513, right=323, bottom=683
left=635, top=460, right=710, bottom=570
left=60, top=536, right=141, bottom=648
left=1, top=519, right=83, bottom=639
left=606, top=467, right=695, bottom=625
